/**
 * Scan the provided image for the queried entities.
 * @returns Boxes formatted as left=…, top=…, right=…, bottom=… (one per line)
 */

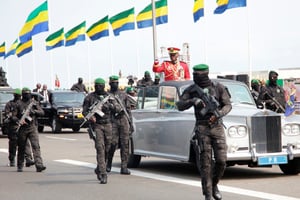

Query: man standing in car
left=106, top=75, right=132, bottom=175
left=82, top=78, right=119, bottom=184
left=176, top=64, right=232, bottom=200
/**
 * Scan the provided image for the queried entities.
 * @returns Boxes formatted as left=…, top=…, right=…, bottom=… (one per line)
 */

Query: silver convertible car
left=128, top=79, right=300, bottom=175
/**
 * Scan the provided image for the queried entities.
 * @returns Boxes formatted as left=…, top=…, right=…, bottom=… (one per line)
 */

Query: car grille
left=248, top=115, right=282, bottom=153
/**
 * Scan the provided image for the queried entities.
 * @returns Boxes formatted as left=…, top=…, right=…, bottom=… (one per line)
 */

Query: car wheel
left=52, top=118, right=62, bottom=133
left=38, top=125, right=44, bottom=133
left=127, top=137, right=141, bottom=168
left=72, top=127, right=80, bottom=132
left=279, top=158, right=300, bottom=175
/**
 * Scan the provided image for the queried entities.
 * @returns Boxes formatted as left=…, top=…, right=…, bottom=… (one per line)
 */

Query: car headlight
left=283, top=124, right=300, bottom=136
left=227, top=126, right=247, bottom=138
left=57, top=108, right=69, bottom=113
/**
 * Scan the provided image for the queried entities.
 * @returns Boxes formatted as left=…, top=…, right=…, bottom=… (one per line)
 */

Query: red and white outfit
left=153, top=61, right=190, bottom=81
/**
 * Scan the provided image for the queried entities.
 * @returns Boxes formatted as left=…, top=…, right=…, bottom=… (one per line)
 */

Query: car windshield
left=179, top=82, right=255, bottom=105
left=0, top=92, right=14, bottom=103
left=223, top=83, right=255, bottom=105
left=52, top=92, right=85, bottom=103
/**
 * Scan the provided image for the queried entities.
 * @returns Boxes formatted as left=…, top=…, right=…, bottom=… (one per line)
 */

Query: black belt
left=96, top=119, right=111, bottom=124
left=196, top=120, right=210, bottom=126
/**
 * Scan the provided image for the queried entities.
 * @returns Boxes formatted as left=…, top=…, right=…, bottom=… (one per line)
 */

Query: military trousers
left=17, top=125, right=44, bottom=168
left=107, top=116, right=130, bottom=169
left=94, top=123, right=112, bottom=174
left=195, top=123, right=227, bottom=196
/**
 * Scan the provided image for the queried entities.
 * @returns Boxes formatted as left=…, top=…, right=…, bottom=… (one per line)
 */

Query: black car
left=37, top=90, right=86, bottom=133
left=0, top=87, right=14, bottom=135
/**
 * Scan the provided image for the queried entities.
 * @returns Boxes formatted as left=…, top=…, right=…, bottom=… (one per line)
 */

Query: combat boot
left=212, top=185, right=222, bottom=200
left=100, top=174, right=107, bottom=184
left=94, top=166, right=100, bottom=175
left=9, top=160, right=15, bottom=167
left=17, top=166, right=23, bottom=172
left=36, top=165, right=46, bottom=172
left=120, top=168, right=131, bottom=175
left=25, top=160, right=35, bottom=167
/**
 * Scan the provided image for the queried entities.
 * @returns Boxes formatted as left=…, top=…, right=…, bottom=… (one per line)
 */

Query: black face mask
left=193, top=72, right=211, bottom=88
left=22, top=93, right=31, bottom=101
left=14, top=94, right=21, bottom=101
left=94, top=84, right=105, bottom=95
left=109, top=82, right=119, bottom=92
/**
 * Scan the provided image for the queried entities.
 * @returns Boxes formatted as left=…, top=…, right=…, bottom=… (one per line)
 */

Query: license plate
left=258, top=155, right=288, bottom=165
left=77, top=113, right=84, bottom=118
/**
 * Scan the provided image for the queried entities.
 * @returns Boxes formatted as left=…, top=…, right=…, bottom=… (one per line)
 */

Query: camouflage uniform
left=107, top=89, right=132, bottom=174
left=15, top=89, right=46, bottom=172
left=4, top=91, right=34, bottom=167
left=82, top=92, right=118, bottom=180
left=176, top=64, right=232, bottom=200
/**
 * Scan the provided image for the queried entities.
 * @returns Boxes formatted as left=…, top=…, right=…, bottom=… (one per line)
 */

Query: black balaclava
left=144, top=74, right=151, bottom=82
left=78, top=77, right=83, bottom=84
left=109, top=82, right=119, bottom=92
left=251, top=83, right=260, bottom=92
left=94, top=84, right=105, bottom=95
left=268, top=71, right=278, bottom=86
left=14, top=94, right=21, bottom=101
left=22, top=93, right=31, bottom=102
left=193, top=72, right=211, bottom=88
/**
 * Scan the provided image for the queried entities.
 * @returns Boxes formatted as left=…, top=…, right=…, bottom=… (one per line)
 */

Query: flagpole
left=49, top=51, right=54, bottom=89
left=87, top=40, right=92, bottom=92
left=135, top=30, right=141, bottom=78
left=31, top=41, right=37, bottom=86
left=65, top=47, right=71, bottom=88
left=246, top=2, right=252, bottom=84
left=18, top=58, right=23, bottom=88
left=151, top=0, right=158, bottom=60
left=108, top=36, right=114, bottom=75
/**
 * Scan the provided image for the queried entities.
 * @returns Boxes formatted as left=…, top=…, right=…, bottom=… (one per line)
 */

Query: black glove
left=191, top=97, right=204, bottom=109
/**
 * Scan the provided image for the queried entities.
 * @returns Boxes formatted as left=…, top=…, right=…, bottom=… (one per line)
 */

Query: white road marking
left=45, top=136, right=77, bottom=141
left=0, top=148, right=8, bottom=153
left=55, top=159, right=300, bottom=200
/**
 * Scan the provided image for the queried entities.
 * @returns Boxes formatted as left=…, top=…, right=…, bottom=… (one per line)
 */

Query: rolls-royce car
left=128, top=79, right=300, bottom=175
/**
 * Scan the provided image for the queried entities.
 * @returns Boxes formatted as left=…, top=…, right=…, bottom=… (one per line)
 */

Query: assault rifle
left=80, top=95, right=111, bottom=128
left=16, top=101, right=35, bottom=132
left=114, top=95, right=133, bottom=129
left=191, top=84, right=222, bottom=119
left=263, top=92, right=285, bottom=113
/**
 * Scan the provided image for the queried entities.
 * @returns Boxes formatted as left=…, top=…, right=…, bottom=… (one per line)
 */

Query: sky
left=0, top=0, right=300, bottom=90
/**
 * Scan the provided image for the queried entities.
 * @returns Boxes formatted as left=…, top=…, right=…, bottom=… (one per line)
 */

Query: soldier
left=258, top=70, right=286, bottom=113
left=176, top=64, right=232, bottom=200
left=15, top=87, right=46, bottom=172
left=152, top=47, right=190, bottom=81
left=106, top=75, right=132, bottom=175
left=153, top=74, right=160, bottom=85
left=71, top=77, right=88, bottom=93
left=137, top=71, right=154, bottom=87
left=82, top=78, right=119, bottom=184
left=4, top=88, right=34, bottom=167
left=250, top=79, right=263, bottom=108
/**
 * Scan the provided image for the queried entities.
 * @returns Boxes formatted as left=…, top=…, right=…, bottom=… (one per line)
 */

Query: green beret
left=14, top=88, right=22, bottom=95
left=22, top=87, right=31, bottom=93
left=193, top=64, right=209, bottom=71
left=251, top=79, right=260, bottom=84
left=155, top=74, right=160, bottom=79
left=126, top=87, right=134, bottom=93
left=109, top=75, right=119, bottom=82
left=94, top=77, right=105, bottom=84
left=144, top=71, right=150, bottom=75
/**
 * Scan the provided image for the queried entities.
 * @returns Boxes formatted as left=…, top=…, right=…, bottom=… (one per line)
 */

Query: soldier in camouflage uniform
left=15, top=87, right=46, bottom=172
left=82, top=78, right=120, bottom=184
left=106, top=75, right=132, bottom=175
left=4, top=88, right=35, bottom=167
left=176, top=64, right=232, bottom=200
left=258, top=70, right=286, bottom=113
